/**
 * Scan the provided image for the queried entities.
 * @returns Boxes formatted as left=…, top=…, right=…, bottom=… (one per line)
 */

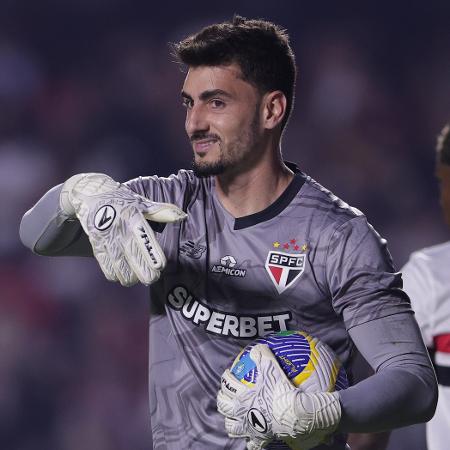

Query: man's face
left=437, top=163, right=450, bottom=226
left=181, top=64, right=263, bottom=177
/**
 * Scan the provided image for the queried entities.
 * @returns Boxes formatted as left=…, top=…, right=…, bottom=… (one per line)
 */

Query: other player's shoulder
left=407, top=240, right=450, bottom=266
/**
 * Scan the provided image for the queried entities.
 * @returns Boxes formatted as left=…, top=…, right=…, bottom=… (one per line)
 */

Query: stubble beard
left=192, top=145, right=227, bottom=178
left=192, top=109, right=261, bottom=178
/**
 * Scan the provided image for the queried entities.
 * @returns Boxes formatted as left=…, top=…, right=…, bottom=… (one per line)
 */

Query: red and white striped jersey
left=402, top=241, right=450, bottom=450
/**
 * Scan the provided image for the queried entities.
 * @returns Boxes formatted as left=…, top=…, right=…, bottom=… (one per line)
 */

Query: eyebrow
left=181, top=89, right=233, bottom=102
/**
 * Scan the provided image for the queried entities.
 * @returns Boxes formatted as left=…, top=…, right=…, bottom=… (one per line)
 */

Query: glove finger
left=141, top=201, right=187, bottom=223
left=217, top=390, right=237, bottom=417
left=116, top=257, right=139, bottom=287
left=250, top=344, right=292, bottom=387
left=90, top=241, right=118, bottom=282
left=309, top=339, right=339, bottom=393
left=224, top=417, right=246, bottom=437
left=126, top=236, right=161, bottom=285
left=130, top=212, right=166, bottom=271
left=107, top=244, right=138, bottom=287
left=88, top=224, right=139, bottom=286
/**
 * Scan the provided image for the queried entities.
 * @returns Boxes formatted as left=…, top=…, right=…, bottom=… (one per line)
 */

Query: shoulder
left=127, top=168, right=203, bottom=189
left=126, top=169, right=212, bottom=197
left=302, top=174, right=363, bottom=218
left=299, top=173, right=368, bottom=233
left=124, top=169, right=213, bottom=210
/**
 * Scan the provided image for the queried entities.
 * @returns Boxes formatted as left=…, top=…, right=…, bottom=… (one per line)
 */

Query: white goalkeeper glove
left=60, top=173, right=187, bottom=286
left=217, top=344, right=341, bottom=450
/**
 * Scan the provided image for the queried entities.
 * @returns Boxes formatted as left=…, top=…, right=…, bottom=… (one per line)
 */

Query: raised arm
left=20, top=173, right=187, bottom=286
left=20, top=183, right=92, bottom=256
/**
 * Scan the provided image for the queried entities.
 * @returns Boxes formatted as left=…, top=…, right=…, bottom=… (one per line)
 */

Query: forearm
left=339, top=367, right=435, bottom=432
left=19, top=184, right=92, bottom=256
left=338, top=313, right=438, bottom=433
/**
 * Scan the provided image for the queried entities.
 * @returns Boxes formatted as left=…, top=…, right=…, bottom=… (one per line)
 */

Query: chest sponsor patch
left=265, top=251, right=305, bottom=294
left=166, top=285, right=292, bottom=338
left=211, top=255, right=247, bottom=278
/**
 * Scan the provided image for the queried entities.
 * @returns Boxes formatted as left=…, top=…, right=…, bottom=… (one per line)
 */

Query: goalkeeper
left=20, top=16, right=437, bottom=450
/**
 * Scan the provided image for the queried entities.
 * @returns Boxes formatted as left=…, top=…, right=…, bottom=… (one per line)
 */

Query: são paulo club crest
left=265, top=250, right=306, bottom=294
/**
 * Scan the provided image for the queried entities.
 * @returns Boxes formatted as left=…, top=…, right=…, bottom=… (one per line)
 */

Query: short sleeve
left=401, top=253, right=434, bottom=348
left=326, top=216, right=412, bottom=330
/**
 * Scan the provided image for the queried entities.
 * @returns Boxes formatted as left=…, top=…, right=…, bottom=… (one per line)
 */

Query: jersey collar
left=232, top=162, right=305, bottom=230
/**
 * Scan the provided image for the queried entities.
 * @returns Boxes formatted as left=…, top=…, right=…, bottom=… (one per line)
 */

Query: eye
left=210, top=99, right=225, bottom=109
left=182, top=98, right=193, bottom=109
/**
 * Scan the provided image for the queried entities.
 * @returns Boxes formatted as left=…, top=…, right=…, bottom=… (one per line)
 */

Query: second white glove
left=217, top=344, right=342, bottom=450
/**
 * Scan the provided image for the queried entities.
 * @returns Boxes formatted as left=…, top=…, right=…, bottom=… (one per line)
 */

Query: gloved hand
left=273, top=386, right=341, bottom=450
left=217, top=344, right=341, bottom=450
left=60, top=172, right=187, bottom=286
left=217, top=344, right=284, bottom=449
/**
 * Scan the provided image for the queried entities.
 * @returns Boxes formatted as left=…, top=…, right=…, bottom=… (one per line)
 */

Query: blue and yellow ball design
left=231, top=331, right=348, bottom=392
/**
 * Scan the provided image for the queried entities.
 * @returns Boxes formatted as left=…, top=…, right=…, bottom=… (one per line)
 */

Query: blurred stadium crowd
left=1, top=1, right=449, bottom=449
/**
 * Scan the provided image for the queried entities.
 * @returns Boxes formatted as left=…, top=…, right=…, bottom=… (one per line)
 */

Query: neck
left=215, top=150, right=294, bottom=218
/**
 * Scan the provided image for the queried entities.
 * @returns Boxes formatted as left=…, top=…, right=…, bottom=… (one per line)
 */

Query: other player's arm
left=401, top=252, right=435, bottom=349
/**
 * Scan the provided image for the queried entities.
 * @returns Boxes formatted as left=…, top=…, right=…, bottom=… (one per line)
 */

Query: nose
left=185, top=104, right=209, bottom=137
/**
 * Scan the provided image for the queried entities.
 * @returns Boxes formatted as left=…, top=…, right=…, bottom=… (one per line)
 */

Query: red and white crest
left=265, top=251, right=305, bottom=294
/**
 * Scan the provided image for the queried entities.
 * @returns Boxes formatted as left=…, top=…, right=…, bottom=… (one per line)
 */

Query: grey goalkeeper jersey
left=124, top=168, right=410, bottom=449
left=20, top=165, right=437, bottom=450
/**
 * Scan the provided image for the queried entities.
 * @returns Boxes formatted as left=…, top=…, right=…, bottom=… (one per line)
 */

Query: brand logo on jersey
left=94, top=205, right=116, bottom=231
left=220, top=255, right=236, bottom=267
left=265, top=251, right=305, bottom=294
left=166, top=285, right=292, bottom=338
left=247, top=409, right=267, bottom=433
left=180, top=240, right=206, bottom=259
left=211, top=255, right=247, bottom=278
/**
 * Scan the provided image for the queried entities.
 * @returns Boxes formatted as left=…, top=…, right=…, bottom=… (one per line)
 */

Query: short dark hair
left=172, top=15, right=297, bottom=131
left=437, top=122, right=450, bottom=165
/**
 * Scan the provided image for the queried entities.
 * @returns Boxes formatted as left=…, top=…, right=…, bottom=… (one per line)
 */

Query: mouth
left=192, top=138, right=218, bottom=155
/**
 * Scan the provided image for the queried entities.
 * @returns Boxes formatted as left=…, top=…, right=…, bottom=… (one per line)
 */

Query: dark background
left=1, top=1, right=449, bottom=449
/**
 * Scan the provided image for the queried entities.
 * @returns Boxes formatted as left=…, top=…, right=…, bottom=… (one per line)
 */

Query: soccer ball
left=230, top=330, right=348, bottom=393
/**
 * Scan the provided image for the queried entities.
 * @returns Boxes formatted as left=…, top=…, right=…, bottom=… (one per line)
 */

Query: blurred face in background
left=182, top=63, right=263, bottom=177
left=437, top=163, right=450, bottom=227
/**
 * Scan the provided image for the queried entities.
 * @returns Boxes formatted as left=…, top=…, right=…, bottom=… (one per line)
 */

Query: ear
left=262, top=91, right=287, bottom=130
